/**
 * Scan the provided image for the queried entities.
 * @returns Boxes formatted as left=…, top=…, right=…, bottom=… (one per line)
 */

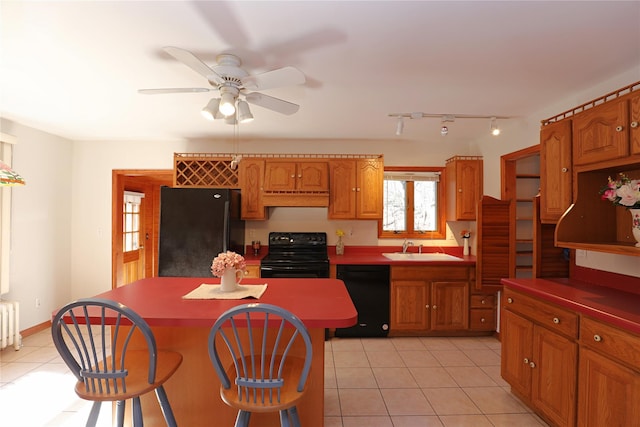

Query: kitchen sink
left=382, top=252, right=463, bottom=261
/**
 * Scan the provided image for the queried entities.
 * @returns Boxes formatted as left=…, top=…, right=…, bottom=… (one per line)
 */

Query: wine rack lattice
left=174, top=155, right=238, bottom=187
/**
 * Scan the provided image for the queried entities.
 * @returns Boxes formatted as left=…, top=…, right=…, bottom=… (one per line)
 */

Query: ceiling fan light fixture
left=219, top=92, right=237, bottom=117
left=490, top=117, right=501, bottom=136
left=237, top=100, right=254, bottom=123
left=201, top=98, right=221, bottom=121
left=395, top=117, right=404, bottom=136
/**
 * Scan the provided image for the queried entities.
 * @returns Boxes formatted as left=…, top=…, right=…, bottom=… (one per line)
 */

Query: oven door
left=260, top=263, right=329, bottom=278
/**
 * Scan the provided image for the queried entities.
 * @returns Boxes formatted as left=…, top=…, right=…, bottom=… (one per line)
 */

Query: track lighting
left=237, top=100, right=254, bottom=123
left=395, top=117, right=404, bottom=136
left=490, top=117, right=501, bottom=136
left=440, top=125, right=448, bottom=136
left=201, top=98, right=221, bottom=121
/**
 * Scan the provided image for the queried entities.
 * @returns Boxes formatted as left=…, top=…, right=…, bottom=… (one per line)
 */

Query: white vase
left=463, top=238, right=470, bottom=256
left=220, top=268, right=243, bottom=292
left=630, top=208, right=640, bottom=248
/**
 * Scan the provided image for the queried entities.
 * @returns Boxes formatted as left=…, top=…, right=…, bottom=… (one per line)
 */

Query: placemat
left=182, top=283, right=268, bottom=300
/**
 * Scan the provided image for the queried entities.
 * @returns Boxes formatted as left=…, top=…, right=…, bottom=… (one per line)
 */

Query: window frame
left=378, top=166, right=447, bottom=240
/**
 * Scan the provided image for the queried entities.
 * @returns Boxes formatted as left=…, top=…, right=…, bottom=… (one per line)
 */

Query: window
left=123, top=191, right=144, bottom=252
left=379, top=167, right=446, bottom=239
left=0, top=134, right=18, bottom=294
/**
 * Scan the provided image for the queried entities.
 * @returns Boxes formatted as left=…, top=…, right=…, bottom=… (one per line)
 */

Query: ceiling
left=1, top=1, right=639, bottom=144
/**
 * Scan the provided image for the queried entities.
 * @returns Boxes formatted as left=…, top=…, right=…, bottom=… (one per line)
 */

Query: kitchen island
left=90, top=277, right=357, bottom=427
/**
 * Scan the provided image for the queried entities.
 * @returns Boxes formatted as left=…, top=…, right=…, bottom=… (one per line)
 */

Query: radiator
left=0, top=300, right=21, bottom=350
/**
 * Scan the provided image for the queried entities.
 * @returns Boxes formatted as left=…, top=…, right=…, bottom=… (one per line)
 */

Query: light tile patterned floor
left=0, top=329, right=549, bottom=426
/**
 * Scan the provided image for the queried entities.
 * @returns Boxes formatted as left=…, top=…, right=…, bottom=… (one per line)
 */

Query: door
left=112, top=170, right=173, bottom=289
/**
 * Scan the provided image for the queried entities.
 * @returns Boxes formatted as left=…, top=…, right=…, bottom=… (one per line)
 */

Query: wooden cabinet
left=390, top=266, right=470, bottom=334
left=573, top=97, right=629, bottom=166
left=476, top=196, right=513, bottom=291
left=540, top=119, right=572, bottom=223
left=263, top=160, right=328, bottom=192
left=469, top=294, right=496, bottom=331
left=328, top=158, right=383, bottom=219
left=446, top=156, right=483, bottom=221
left=501, top=288, right=578, bottom=427
left=577, top=317, right=640, bottom=427
left=243, top=264, right=261, bottom=278
left=548, top=82, right=640, bottom=256
left=239, top=159, right=267, bottom=220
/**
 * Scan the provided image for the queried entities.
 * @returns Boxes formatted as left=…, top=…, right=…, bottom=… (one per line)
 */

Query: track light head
left=490, top=117, right=501, bottom=136
left=395, top=117, right=404, bottom=136
left=440, top=125, right=448, bottom=136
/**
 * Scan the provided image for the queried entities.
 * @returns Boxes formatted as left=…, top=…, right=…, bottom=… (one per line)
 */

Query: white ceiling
left=1, top=1, right=639, bottom=144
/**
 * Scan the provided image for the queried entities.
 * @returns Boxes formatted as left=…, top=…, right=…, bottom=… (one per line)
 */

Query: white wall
left=4, top=66, right=640, bottom=330
left=0, top=118, right=72, bottom=330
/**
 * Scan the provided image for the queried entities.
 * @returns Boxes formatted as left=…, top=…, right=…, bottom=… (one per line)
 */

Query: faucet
left=402, top=239, right=414, bottom=253
left=418, top=244, right=423, bottom=254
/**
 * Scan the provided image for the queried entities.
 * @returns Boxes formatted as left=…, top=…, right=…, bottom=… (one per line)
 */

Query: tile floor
left=0, top=329, right=549, bottom=427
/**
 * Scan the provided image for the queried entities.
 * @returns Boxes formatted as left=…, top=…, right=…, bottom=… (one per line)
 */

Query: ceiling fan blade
left=245, top=92, right=300, bottom=115
left=138, top=88, right=212, bottom=94
left=241, top=66, right=305, bottom=91
left=163, top=46, right=224, bottom=85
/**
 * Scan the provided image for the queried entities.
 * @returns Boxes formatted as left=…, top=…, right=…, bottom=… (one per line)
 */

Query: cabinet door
left=297, top=162, right=329, bottom=192
left=573, top=98, right=629, bottom=166
left=263, top=161, right=297, bottom=191
left=328, top=160, right=357, bottom=219
left=430, top=281, right=469, bottom=330
left=531, top=325, right=577, bottom=427
left=501, top=310, right=533, bottom=399
left=356, top=158, right=383, bottom=219
left=578, top=347, right=640, bottom=427
left=446, top=158, right=483, bottom=221
left=631, top=92, right=640, bottom=155
left=390, top=280, right=429, bottom=331
left=239, top=159, right=266, bottom=220
left=540, top=120, right=572, bottom=223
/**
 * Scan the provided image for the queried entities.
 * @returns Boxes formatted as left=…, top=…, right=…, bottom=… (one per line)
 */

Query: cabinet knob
left=458, top=188, right=463, bottom=192
left=480, top=317, right=486, bottom=323
left=529, top=361, right=536, bottom=368
left=562, top=167, right=568, bottom=173
left=615, top=125, right=623, bottom=132
left=352, top=187, right=356, bottom=192
left=356, top=187, right=361, bottom=192
left=481, top=299, right=486, bottom=304
left=297, top=174, right=302, bottom=178
left=290, top=174, right=295, bottom=178
left=552, top=317, right=560, bottom=324
left=507, top=297, right=514, bottom=304
left=631, top=121, right=639, bottom=129
left=523, top=358, right=529, bottom=364
left=432, top=305, right=437, bottom=310
left=593, top=334, right=602, bottom=342
left=425, top=304, right=430, bottom=309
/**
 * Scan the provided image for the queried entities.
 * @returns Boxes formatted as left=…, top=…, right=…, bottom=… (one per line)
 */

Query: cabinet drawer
left=469, top=309, right=495, bottom=331
left=580, top=316, right=640, bottom=370
left=503, top=288, right=578, bottom=339
left=471, top=294, right=495, bottom=308
left=243, top=265, right=261, bottom=278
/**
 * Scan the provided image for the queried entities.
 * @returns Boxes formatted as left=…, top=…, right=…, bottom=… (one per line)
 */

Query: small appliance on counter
left=158, top=187, right=245, bottom=277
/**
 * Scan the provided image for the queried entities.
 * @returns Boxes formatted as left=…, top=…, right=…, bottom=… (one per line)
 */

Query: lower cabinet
left=469, top=294, right=496, bottom=331
left=390, top=266, right=471, bottom=334
left=502, top=287, right=640, bottom=427
left=577, top=317, right=640, bottom=427
left=243, top=264, right=260, bottom=278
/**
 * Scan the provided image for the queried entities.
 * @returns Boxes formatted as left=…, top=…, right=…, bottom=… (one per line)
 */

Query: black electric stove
left=260, top=232, right=330, bottom=278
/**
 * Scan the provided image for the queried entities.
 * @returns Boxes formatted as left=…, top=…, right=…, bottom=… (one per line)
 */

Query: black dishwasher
left=335, top=265, right=390, bottom=337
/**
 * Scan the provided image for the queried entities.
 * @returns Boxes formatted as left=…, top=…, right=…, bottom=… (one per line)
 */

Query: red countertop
left=243, top=245, right=476, bottom=266
left=91, top=277, right=357, bottom=329
left=501, top=277, right=640, bottom=335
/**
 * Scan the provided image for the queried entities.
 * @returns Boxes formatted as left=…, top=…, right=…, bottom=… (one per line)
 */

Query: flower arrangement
left=336, top=229, right=345, bottom=237
left=210, top=251, right=246, bottom=277
left=600, top=173, right=640, bottom=209
left=460, top=230, right=471, bottom=239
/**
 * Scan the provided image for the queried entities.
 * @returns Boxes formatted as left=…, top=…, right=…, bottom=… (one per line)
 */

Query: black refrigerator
left=158, top=187, right=245, bottom=277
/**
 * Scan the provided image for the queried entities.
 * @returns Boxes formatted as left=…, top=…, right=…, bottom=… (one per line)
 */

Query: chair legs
left=279, top=406, right=301, bottom=427
left=86, top=402, right=102, bottom=427
left=132, top=397, right=143, bottom=426
left=155, top=385, right=178, bottom=427
left=115, top=400, right=125, bottom=427
left=234, top=410, right=251, bottom=427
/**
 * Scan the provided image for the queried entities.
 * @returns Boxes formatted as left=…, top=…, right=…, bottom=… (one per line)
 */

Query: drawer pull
left=523, top=358, right=529, bottom=364
left=481, top=299, right=486, bottom=304
left=480, top=318, right=486, bottom=323
left=593, top=334, right=602, bottom=342
left=507, top=297, right=514, bottom=304
left=552, top=317, right=560, bottom=324
left=529, top=361, right=536, bottom=368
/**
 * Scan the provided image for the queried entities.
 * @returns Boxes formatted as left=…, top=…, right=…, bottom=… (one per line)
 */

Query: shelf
left=516, top=174, right=541, bottom=179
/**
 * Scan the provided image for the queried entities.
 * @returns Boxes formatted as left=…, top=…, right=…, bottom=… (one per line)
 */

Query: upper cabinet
left=239, top=159, right=267, bottom=220
left=328, top=157, right=383, bottom=220
left=446, top=156, right=483, bottom=221
left=548, top=81, right=640, bottom=256
left=573, top=97, right=629, bottom=166
left=540, top=119, right=573, bottom=223
left=263, top=160, right=328, bottom=192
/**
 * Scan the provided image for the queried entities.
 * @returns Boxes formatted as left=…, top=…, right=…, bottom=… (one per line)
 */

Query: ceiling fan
left=139, top=46, right=306, bottom=123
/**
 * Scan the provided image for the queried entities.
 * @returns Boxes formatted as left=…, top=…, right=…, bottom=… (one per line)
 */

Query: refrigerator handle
left=222, top=200, right=230, bottom=252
